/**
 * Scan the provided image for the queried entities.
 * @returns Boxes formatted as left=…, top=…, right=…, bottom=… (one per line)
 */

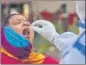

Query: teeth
left=24, top=30, right=30, bottom=37
left=26, top=31, right=29, bottom=35
left=23, top=29, right=30, bottom=37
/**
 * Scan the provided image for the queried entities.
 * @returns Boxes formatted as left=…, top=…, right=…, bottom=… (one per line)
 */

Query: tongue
left=23, top=29, right=30, bottom=38
left=24, top=33, right=29, bottom=38
left=23, top=29, right=28, bottom=35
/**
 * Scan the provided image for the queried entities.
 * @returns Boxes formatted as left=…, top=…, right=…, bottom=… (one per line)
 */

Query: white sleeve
left=53, top=32, right=78, bottom=56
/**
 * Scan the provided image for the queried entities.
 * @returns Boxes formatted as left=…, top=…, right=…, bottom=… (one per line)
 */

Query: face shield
left=75, top=1, right=85, bottom=35
left=75, top=1, right=85, bottom=24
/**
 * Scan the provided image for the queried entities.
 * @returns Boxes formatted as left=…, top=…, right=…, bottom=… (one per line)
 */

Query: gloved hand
left=31, top=20, right=59, bottom=43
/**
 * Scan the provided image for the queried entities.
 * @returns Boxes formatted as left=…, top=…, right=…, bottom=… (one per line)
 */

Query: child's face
left=9, top=14, right=34, bottom=43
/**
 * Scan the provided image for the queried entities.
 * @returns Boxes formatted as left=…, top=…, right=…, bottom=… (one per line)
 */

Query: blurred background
left=1, top=0, right=80, bottom=60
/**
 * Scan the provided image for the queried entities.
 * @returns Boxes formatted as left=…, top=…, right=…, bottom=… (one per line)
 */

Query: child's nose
left=23, top=21, right=30, bottom=26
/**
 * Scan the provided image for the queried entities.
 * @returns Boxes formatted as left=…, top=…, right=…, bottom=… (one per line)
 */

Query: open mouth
left=23, top=28, right=30, bottom=38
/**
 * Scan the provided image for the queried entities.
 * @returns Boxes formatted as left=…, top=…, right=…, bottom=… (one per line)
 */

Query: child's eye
left=11, top=19, right=21, bottom=25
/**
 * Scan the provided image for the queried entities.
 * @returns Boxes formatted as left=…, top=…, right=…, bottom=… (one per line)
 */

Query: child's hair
left=4, top=14, right=20, bottom=25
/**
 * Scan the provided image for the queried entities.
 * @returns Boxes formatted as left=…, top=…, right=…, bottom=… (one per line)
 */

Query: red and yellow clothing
left=1, top=48, right=59, bottom=64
